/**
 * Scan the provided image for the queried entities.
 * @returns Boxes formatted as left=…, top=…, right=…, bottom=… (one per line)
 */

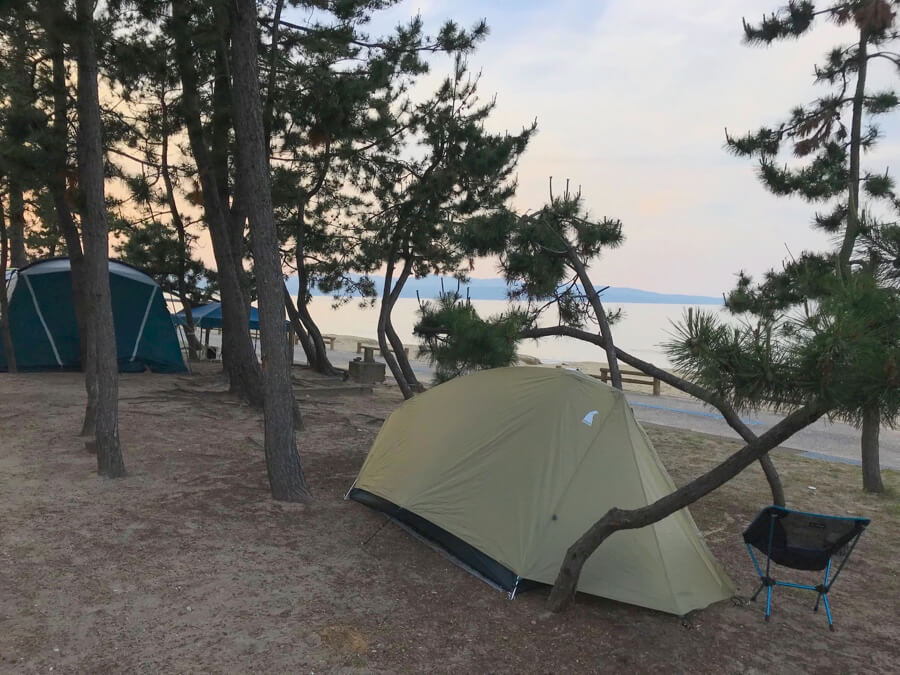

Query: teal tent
left=0, top=258, right=187, bottom=373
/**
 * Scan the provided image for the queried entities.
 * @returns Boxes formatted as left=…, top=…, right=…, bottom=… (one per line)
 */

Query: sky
left=276, top=0, right=900, bottom=297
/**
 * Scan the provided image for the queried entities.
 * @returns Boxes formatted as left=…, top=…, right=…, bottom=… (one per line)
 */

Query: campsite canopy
left=175, top=302, right=259, bottom=331
left=349, top=366, right=735, bottom=615
left=174, top=302, right=292, bottom=332
left=0, top=258, right=187, bottom=373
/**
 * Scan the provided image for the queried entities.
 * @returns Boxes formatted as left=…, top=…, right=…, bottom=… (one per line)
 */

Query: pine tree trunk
left=293, top=241, right=339, bottom=376
left=861, top=402, right=883, bottom=493
left=567, top=245, right=622, bottom=389
left=76, top=0, right=125, bottom=478
left=171, top=0, right=264, bottom=407
left=7, top=183, right=27, bottom=269
left=838, top=27, right=870, bottom=278
left=842, top=30, right=883, bottom=495
left=378, top=259, right=415, bottom=399
left=80, top=332, right=98, bottom=439
left=546, top=401, right=827, bottom=612
left=0, top=196, right=17, bottom=373
left=387, top=317, right=421, bottom=391
left=231, top=0, right=310, bottom=501
left=284, top=285, right=317, bottom=366
left=297, top=298, right=339, bottom=375
left=178, top=294, right=204, bottom=357
left=382, top=259, right=421, bottom=390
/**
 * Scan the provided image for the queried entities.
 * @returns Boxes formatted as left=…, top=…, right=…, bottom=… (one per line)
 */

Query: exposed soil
left=0, top=363, right=897, bottom=673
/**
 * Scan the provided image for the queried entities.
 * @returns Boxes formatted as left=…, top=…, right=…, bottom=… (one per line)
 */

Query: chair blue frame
left=743, top=506, right=870, bottom=630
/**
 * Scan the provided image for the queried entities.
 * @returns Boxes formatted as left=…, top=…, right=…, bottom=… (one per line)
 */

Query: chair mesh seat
left=743, top=507, right=867, bottom=571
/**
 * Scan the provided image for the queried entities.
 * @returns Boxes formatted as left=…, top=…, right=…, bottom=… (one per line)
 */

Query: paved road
left=625, top=391, right=900, bottom=470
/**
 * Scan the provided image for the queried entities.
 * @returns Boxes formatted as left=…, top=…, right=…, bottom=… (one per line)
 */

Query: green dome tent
left=0, top=258, right=187, bottom=373
left=349, top=366, right=734, bottom=615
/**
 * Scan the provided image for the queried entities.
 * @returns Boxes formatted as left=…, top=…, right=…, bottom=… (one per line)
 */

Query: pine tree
left=354, top=57, right=534, bottom=398
left=75, top=0, right=125, bottom=477
left=264, top=6, right=497, bottom=378
left=724, top=0, right=900, bottom=492
left=231, top=0, right=311, bottom=501
left=169, top=0, right=266, bottom=406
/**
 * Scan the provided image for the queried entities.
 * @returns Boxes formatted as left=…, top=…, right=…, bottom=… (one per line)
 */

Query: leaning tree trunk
left=284, top=285, right=317, bottom=366
left=381, top=257, right=421, bottom=391
left=76, top=0, right=125, bottom=477
left=386, top=316, right=422, bottom=391
left=231, top=0, right=310, bottom=501
left=377, top=259, right=414, bottom=399
left=567, top=243, right=622, bottom=389
left=0, top=196, right=17, bottom=373
left=172, top=0, right=264, bottom=407
left=522, top=324, right=787, bottom=506
left=292, top=211, right=340, bottom=376
left=297, top=298, right=340, bottom=375
left=861, top=402, right=883, bottom=493
left=546, top=401, right=828, bottom=612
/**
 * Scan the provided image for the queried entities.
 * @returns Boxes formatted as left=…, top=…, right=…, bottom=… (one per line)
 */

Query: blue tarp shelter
left=174, top=302, right=262, bottom=331
left=0, top=258, right=187, bottom=373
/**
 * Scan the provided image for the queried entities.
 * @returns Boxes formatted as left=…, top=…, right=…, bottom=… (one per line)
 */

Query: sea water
left=302, top=296, right=729, bottom=368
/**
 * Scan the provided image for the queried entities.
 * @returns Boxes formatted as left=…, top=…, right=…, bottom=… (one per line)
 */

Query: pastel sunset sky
left=276, top=0, right=900, bottom=296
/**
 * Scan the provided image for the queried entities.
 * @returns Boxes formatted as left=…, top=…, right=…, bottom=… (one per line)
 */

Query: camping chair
left=743, top=506, right=870, bottom=630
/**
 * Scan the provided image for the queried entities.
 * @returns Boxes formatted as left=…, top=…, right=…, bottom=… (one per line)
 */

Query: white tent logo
left=582, top=410, right=599, bottom=426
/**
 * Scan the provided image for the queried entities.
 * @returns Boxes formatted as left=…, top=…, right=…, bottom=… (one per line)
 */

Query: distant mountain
left=288, top=274, right=722, bottom=305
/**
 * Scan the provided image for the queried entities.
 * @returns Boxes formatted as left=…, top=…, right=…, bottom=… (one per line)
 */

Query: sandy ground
left=1, top=363, right=898, bottom=673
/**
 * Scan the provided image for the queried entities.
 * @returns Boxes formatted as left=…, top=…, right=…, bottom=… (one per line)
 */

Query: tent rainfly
left=348, top=366, right=735, bottom=615
left=0, top=258, right=187, bottom=373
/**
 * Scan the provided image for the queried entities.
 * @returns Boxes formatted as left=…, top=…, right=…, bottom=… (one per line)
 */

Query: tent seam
left=23, top=275, right=63, bottom=367
left=131, top=285, right=157, bottom=361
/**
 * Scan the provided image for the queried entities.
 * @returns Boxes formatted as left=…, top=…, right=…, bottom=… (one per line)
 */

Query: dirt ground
left=1, top=363, right=898, bottom=674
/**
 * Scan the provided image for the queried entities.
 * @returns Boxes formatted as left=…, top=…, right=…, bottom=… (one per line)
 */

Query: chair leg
left=765, top=585, right=773, bottom=621
left=749, top=580, right=765, bottom=602
left=821, top=593, right=834, bottom=631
